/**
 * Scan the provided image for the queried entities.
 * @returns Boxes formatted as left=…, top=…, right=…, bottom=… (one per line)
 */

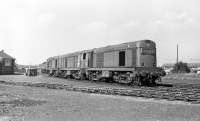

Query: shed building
left=0, top=50, right=15, bottom=74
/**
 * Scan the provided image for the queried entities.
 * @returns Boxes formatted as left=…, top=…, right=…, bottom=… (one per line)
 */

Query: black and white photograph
left=0, top=0, right=199, bottom=121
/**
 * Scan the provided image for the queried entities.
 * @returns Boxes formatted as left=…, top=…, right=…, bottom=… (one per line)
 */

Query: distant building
left=16, top=64, right=39, bottom=74
left=0, top=50, right=15, bottom=74
left=162, top=63, right=200, bottom=73
left=162, top=63, right=200, bottom=69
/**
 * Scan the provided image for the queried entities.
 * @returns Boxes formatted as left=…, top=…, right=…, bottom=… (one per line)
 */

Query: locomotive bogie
left=88, top=70, right=101, bottom=81
left=113, top=71, right=132, bottom=84
left=102, top=70, right=112, bottom=78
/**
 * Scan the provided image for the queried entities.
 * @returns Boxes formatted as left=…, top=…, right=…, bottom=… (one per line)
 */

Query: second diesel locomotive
left=42, top=40, right=164, bottom=86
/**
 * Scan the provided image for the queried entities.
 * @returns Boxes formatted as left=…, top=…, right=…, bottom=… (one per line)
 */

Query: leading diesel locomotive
left=41, top=40, right=164, bottom=86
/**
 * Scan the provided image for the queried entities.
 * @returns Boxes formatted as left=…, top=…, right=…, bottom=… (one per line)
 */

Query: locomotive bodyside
left=49, top=50, right=93, bottom=79
left=44, top=40, right=163, bottom=86
left=88, top=40, right=161, bottom=85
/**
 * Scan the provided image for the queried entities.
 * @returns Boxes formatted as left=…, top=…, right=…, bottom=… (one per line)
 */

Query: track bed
left=0, top=75, right=200, bottom=104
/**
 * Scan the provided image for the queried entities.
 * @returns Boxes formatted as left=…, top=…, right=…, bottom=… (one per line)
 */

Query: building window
left=141, top=62, right=145, bottom=67
left=5, top=59, right=11, bottom=66
left=83, top=53, right=86, bottom=60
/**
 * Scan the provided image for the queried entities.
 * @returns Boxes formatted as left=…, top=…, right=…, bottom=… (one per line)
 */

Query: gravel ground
left=0, top=83, right=199, bottom=121
left=0, top=75, right=199, bottom=121
left=162, top=73, right=200, bottom=85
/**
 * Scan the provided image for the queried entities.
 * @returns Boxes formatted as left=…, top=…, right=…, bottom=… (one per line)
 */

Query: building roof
left=0, top=50, right=14, bottom=59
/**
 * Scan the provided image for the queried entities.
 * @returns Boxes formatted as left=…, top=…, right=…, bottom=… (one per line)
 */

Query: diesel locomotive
left=41, top=40, right=165, bottom=86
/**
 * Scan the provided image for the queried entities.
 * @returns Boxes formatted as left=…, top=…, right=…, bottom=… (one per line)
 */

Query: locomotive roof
left=52, top=49, right=94, bottom=58
left=93, top=41, right=136, bottom=53
left=93, top=40, right=155, bottom=53
left=48, top=39, right=155, bottom=59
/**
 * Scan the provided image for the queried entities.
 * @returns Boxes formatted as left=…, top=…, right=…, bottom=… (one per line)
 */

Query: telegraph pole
left=177, top=44, right=179, bottom=64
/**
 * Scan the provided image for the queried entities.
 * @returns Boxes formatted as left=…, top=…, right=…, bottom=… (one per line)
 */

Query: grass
left=162, top=73, right=200, bottom=85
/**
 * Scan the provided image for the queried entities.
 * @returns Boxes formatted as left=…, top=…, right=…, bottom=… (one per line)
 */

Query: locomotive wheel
left=130, top=78, right=138, bottom=86
left=65, top=75, right=71, bottom=79
left=88, top=73, right=93, bottom=81
left=150, top=80, right=157, bottom=86
left=104, top=77, right=112, bottom=83
left=88, top=76, right=92, bottom=81
left=80, top=73, right=86, bottom=80
left=99, top=78, right=104, bottom=82
left=132, top=76, right=140, bottom=86
left=136, top=78, right=142, bottom=86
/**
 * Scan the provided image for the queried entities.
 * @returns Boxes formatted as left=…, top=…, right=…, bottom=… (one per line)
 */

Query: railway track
left=0, top=80, right=200, bottom=104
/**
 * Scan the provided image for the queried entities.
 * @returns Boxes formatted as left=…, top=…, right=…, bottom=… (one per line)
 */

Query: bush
left=172, top=62, right=190, bottom=73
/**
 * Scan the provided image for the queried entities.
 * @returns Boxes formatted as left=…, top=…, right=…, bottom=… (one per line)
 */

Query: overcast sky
left=0, top=0, right=199, bottom=66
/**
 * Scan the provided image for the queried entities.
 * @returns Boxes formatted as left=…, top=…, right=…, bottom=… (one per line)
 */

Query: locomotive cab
left=136, top=40, right=157, bottom=68
left=133, top=40, right=163, bottom=85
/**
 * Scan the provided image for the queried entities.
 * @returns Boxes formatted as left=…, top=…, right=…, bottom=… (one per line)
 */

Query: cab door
left=119, top=51, right=125, bottom=66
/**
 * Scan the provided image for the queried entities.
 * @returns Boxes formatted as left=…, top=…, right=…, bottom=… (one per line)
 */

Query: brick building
left=0, top=50, right=15, bottom=74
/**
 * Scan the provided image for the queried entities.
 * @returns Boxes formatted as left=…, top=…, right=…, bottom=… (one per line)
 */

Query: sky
left=0, top=0, right=200, bottom=66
